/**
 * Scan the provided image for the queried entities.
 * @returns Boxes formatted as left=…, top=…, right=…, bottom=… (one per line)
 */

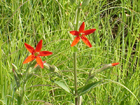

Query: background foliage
left=0, top=0, right=140, bottom=104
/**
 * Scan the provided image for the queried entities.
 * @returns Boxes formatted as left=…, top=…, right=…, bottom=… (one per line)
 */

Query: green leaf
left=71, top=46, right=78, bottom=52
left=54, top=81, right=70, bottom=93
left=78, top=81, right=101, bottom=95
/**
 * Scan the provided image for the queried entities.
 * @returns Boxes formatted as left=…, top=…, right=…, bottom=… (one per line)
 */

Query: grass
left=0, top=0, right=140, bottom=105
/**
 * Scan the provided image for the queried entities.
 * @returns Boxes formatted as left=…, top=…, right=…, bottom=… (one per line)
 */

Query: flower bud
left=81, top=0, right=90, bottom=7
left=44, top=63, right=59, bottom=73
left=90, top=62, right=119, bottom=75
left=111, top=62, right=119, bottom=66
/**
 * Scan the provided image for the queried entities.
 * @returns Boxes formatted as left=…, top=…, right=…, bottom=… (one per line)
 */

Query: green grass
left=0, top=0, right=140, bottom=105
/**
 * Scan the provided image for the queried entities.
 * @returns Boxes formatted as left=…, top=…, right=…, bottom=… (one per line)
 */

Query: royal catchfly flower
left=23, top=40, right=52, bottom=68
left=70, top=22, right=96, bottom=47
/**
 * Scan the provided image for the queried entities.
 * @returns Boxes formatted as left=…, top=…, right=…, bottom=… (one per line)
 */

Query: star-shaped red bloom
left=70, top=22, right=96, bottom=47
left=23, top=40, right=52, bottom=68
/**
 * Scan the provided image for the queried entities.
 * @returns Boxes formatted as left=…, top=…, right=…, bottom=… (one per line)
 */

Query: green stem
left=122, top=0, right=125, bottom=77
left=74, top=4, right=81, bottom=105
left=75, top=7, right=80, bottom=30
left=74, top=52, right=78, bottom=105
left=122, top=0, right=125, bottom=56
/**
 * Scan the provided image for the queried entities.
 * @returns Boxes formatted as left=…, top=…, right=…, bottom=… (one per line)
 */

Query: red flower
left=23, top=40, right=52, bottom=68
left=70, top=22, right=96, bottom=47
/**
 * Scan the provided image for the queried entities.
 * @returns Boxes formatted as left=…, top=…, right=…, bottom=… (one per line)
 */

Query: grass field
left=0, top=0, right=140, bottom=105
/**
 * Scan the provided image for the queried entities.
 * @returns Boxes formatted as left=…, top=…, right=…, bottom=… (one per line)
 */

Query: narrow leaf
left=54, top=81, right=70, bottom=93
left=78, top=81, right=101, bottom=95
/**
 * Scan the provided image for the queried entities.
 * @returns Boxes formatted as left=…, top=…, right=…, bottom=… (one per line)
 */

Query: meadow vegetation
left=0, top=0, right=140, bottom=104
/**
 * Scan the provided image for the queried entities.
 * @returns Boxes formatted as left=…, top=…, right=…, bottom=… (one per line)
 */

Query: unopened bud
left=68, top=22, right=74, bottom=30
left=44, top=63, right=59, bottom=73
left=92, top=62, right=119, bottom=74
left=111, top=62, right=119, bottom=66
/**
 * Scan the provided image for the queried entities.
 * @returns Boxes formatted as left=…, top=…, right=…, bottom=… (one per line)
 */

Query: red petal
left=34, top=63, right=38, bottom=68
left=71, top=36, right=80, bottom=47
left=83, top=29, right=96, bottom=35
left=35, top=40, right=42, bottom=52
left=111, top=63, right=119, bottom=66
left=70, top=31, right=79, bottom=35
left=36, top=56, right=43, bottom=68
left=79, top=22, right=85, bottom=32
left=34, top=61, right=46, bottom=68
left=81, top=35, right=92, bottom=47
left=23, top=55, right=35, bottom=64
left=24, top=43, right=34, bottom=53
left=39, top=51, right=53, bottom=56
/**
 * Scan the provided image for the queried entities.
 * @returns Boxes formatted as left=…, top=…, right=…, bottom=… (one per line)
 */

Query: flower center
left=34, top=52, right=39, bottom=56
left=79, top=33, right=83, bottom=36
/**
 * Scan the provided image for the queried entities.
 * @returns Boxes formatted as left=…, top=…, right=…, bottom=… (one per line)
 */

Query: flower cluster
left=23, top=22, right=119, bottom=68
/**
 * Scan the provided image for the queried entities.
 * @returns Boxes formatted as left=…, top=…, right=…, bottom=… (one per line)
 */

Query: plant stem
left=121, top=0, right=125, bottom=78
left=74, top=4, right=80, bottom=105
left=73, top=52, right=78, bottom=105
left=75, top=7, right=80, bottom=31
